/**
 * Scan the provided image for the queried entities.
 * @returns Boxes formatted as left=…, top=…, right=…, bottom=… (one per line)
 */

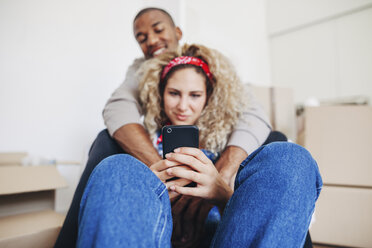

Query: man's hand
left=113, top=124, right=161, bottom=166
left=215, top=146, right=248, bottom=190
left=170, top=196, right=213, bottom=248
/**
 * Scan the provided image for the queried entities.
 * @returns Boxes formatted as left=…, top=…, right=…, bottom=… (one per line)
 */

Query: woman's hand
left=165, top=147, right=233, bottom=210
left=149, top=159, right=193, bottom=200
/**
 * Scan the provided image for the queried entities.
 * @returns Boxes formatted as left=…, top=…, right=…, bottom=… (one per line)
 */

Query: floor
left=314, top=244, right=349, bottom=248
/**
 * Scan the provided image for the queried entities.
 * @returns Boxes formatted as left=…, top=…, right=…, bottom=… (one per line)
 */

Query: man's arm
left=102, top=58, right=162, bottom=166
left=227, top=87, right=272, bottom=155
left=103, top=58, right=144, bottom=136
left=113, top=124, right=161, bottom=166
left=216, top=86, right=272, bottom=189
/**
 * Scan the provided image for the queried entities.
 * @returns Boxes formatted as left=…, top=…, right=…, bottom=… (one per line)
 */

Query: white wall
left=0, top=1, right=270, bottom=163
left=0, top=0, right=144, bottom=162
left=182, top=0, right=272, bottom=85
left=268, top=0, right=372, bottom=104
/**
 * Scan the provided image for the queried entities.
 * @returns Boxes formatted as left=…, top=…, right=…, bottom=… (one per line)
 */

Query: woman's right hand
left=165, top=147, right=233, bottom=210
left=150, top=159, right=193, bottom=199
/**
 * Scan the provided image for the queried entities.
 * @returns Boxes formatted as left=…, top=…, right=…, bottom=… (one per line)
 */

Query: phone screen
left=162, top=125, right=199, bottom=159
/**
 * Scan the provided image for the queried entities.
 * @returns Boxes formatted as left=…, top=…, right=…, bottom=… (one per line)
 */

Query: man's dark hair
left=134, top=7, right=176, bottom=26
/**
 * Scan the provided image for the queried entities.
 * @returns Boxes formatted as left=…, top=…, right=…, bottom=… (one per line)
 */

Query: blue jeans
left=77, top=142, right=322, bottom=247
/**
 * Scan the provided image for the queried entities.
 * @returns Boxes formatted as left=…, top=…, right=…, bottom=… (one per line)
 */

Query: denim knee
left=261, top=142, right=318, bottom=174
left=78, top=154, right=172, bottom=248
left=95, top=153, right=137, bottom=169
left=90, top=154, right=166, bottom=196
left=92, top=154, right=147, bottom=180
left=236, top=142, right=322, bottom=198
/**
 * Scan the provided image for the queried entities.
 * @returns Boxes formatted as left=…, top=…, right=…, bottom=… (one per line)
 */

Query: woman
left=138, top=44, right=246, bottom=157
left=77, top=44, right=322, bottom=247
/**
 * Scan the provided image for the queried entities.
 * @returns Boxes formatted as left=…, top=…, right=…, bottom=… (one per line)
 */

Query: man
left=55, top=7, right=272, bottom=247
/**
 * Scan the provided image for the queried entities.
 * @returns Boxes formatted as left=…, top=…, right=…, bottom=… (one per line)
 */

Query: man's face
left=133, top=10, right=182, bottom=59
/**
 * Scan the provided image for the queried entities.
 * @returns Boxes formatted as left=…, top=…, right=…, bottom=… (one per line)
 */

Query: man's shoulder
left=130, top=57, right=146, bottom=69
left=120, top=57, right=146, bottom=89
left=124, top=57, right=145, bottom=79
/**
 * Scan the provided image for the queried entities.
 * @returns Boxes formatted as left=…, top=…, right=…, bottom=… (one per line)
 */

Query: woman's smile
left=175, top=114, right=188, bottom=121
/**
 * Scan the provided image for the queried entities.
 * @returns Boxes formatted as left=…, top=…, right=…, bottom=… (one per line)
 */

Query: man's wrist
left=216, top=145, right=248, bottom=189
left=216, top=146, right=247, bottom=171
left=113, top=124, right=161, bottom=166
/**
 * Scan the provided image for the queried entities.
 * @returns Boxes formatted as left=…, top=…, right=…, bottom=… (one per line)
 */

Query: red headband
left=161, top=56, right=213, bottom=82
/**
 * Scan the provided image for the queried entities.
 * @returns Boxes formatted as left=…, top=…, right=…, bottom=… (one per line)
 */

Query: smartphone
left=162, top=125, right=199, bottom=159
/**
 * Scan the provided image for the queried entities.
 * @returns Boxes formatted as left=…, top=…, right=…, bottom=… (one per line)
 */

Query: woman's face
left=163, top=67, right=207, bottom=125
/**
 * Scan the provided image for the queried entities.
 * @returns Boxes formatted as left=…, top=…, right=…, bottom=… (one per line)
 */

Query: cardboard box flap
left=0, top=166, right=67, bottom=195
left=0, top=152, right=28, bottom=166
left=1, top=227, right=62, bottom=248
left=0, top=210, right=65, bottom=241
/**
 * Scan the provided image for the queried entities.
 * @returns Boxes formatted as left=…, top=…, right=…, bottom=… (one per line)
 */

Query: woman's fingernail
left=174, top=148, right=180, bottom=152
left=167, top=168, right=172, bottom=175
left=165, top=153, right=171, bottom=158
left=170, top=185, right=176, bottom=191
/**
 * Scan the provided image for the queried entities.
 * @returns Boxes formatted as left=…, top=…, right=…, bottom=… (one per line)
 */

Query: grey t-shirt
left=103, top=57, right=272, bottom=155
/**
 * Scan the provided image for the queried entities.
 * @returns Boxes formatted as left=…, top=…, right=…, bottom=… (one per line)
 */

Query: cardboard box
left=250, top=85, right=296, bottom=141
left=0, top=210, right=65, bottom=248
left=310, top=185, right=372, bottom=247
left=300, top=105, right=372, bottom=247
left=0, top=165, right=67, bottom=247
left=302, top=106, right=372, bottom=187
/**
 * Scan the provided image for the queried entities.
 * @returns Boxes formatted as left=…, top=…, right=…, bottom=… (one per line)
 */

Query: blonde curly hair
left=138, top=44, right=247, bottom=154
